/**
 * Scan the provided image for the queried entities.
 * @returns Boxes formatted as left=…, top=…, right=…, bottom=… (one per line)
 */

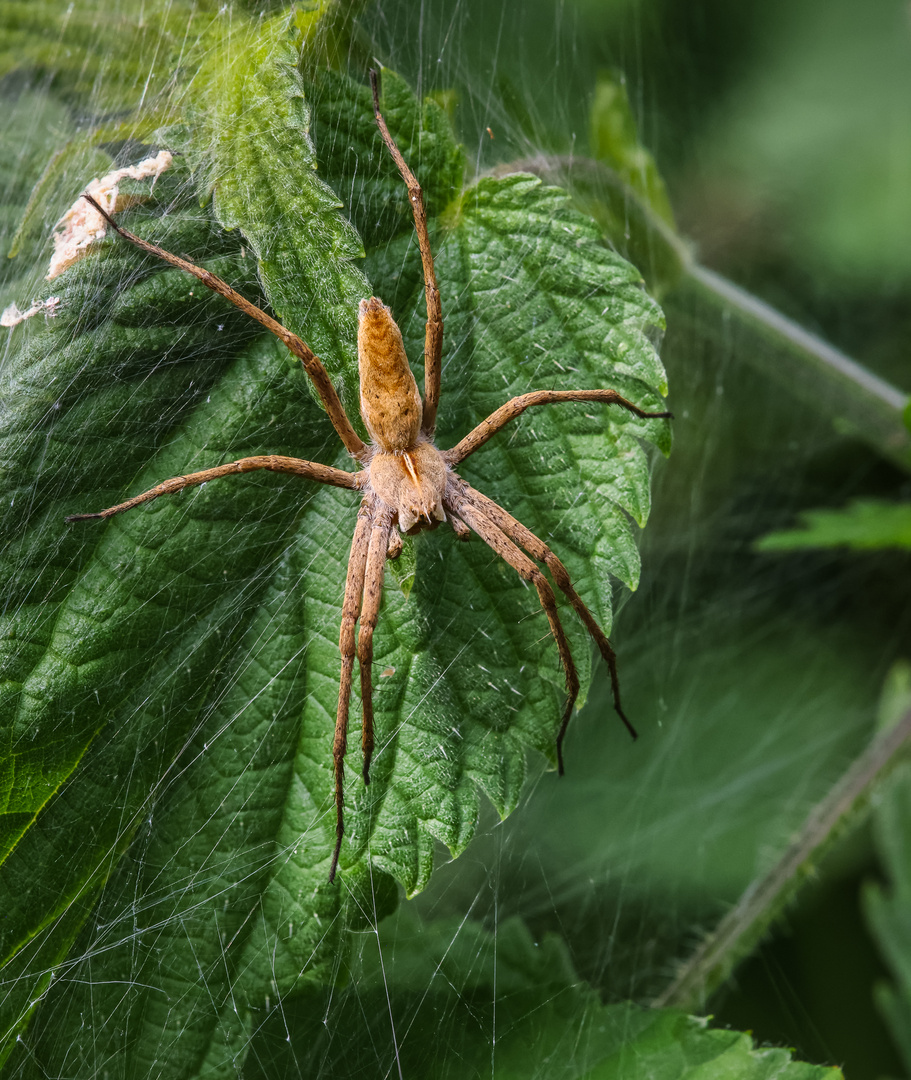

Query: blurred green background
left=2, top=0, right=910, bottom=1076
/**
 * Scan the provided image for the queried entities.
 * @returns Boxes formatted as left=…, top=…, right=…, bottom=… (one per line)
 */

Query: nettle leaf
left=0, top=41, right=667, bottom=1077
left=250, top=911, right=842, bottom=1078
left=181, top=16, right=371, bottom=412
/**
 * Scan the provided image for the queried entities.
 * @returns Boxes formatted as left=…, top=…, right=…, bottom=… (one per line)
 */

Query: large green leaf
left=248, top=910, right=842, bottom=1078
left=0, top=30, right=668, bottom=1076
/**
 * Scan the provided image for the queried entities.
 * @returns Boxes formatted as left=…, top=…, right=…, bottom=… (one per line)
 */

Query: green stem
left=653, top=705, right=911, bottom=1013
left=677, top=265, right=911, bottom=473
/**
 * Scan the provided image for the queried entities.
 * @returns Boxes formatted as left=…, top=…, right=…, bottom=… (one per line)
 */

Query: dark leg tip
left=637, top=408, right=674, bottom=421
left=617, top=708, right=638, bottom=741
left=329, top=838, right=342, bottom=884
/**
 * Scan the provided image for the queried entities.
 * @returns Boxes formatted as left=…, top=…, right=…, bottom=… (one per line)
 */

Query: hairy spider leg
left=80, top=193, right=368, bottom=460
left=447, top=495, right=581, bottom=745
left=65, top=456, right=360, bottom=521
left=369, top=69, right=443, bottom=437
left=357, top=505, right=395, bottom=793
left=448, top=476, right=637, bottom=761
left=444, top=388, right=674, bottom=467
left=332, top=500, right=374, bottom=883
left=437, top=387, right=672, bottom=759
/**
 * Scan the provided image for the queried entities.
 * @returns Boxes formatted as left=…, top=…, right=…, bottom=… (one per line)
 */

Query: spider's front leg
left=444, top=388, right=673, bottom=467
left=329, top=497, right=397, bottom=882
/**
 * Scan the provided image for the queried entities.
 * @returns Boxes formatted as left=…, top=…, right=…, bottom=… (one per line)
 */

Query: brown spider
left=68, top=71, right=672, bottom=882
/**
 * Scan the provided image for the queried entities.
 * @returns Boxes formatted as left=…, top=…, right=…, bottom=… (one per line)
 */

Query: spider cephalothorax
left=360, top=297, right=447, bottom=533
left=69, top=70, right=672, bottom=882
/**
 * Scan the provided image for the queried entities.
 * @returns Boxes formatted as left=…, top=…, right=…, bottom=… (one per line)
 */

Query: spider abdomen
left=357, top=296, right=422, bottom=452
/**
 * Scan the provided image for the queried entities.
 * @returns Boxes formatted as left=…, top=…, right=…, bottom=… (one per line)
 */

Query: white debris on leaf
left=1, top=296, right=61, bottom=327
left=46, top=150, right=173, bottom=281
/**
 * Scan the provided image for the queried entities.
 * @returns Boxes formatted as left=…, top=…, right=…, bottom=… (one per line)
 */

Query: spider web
left=0, top=0, right=905, bottom=1076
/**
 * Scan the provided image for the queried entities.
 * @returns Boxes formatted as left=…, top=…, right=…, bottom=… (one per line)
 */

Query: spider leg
left=331, top=498, right=374, bottom=883
left=82, top=193, right=368, bottom=460
left=357, top=505, right=394, bottom=786
left=449, top=476, right=637, bottom=749
left=444, top=388, right=673, bottom=467
left=369, top=70, right=443, bottom=437
left=451, top=515, right=471, bottom=541
left=447, top=495, right=580, bottom=770
left=66, top=455, right=361, bottom=522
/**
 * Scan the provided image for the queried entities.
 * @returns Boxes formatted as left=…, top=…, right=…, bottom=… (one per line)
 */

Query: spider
left=68, top=71, right=672, bottom=882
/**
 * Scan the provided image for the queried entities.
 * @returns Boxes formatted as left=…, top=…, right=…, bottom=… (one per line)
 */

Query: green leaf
left=181, top=16, right=370, bottom=414
left=513, top=70, right=687, bottom=299
left=387, top=533, right=417, bottom=598
left=246, top=910, right=842, bottom=1078
left=0, top=46, right=668, bottom=1076
left=589, top=70, right=676, bottom=228
left=756, top=499, right=911, bottom=552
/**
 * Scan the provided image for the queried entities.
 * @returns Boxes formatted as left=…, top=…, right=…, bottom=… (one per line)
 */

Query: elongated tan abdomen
left=357, top=297, right=422, bottom=452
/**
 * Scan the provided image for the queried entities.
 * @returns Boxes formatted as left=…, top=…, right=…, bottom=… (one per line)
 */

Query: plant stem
left=653, top=705, right=911, bottom=1013
left=678, top=266, right=911, bottom=473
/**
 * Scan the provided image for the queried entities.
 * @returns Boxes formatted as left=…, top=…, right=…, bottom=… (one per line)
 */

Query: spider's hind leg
left=449, top=477, right=637, bottom=765
left=80, top=193, right=368, bottom=459
left=446, top=493, right=581, bottom=771
left=357, top=505, right=395, bottom=787
left=331, top=499, right=374, bottom=883
left=369, top=68, right=443, bottom=436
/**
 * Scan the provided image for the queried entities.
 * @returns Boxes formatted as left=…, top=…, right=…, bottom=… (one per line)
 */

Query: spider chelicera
left=69, top=70, right=672, bottom=882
